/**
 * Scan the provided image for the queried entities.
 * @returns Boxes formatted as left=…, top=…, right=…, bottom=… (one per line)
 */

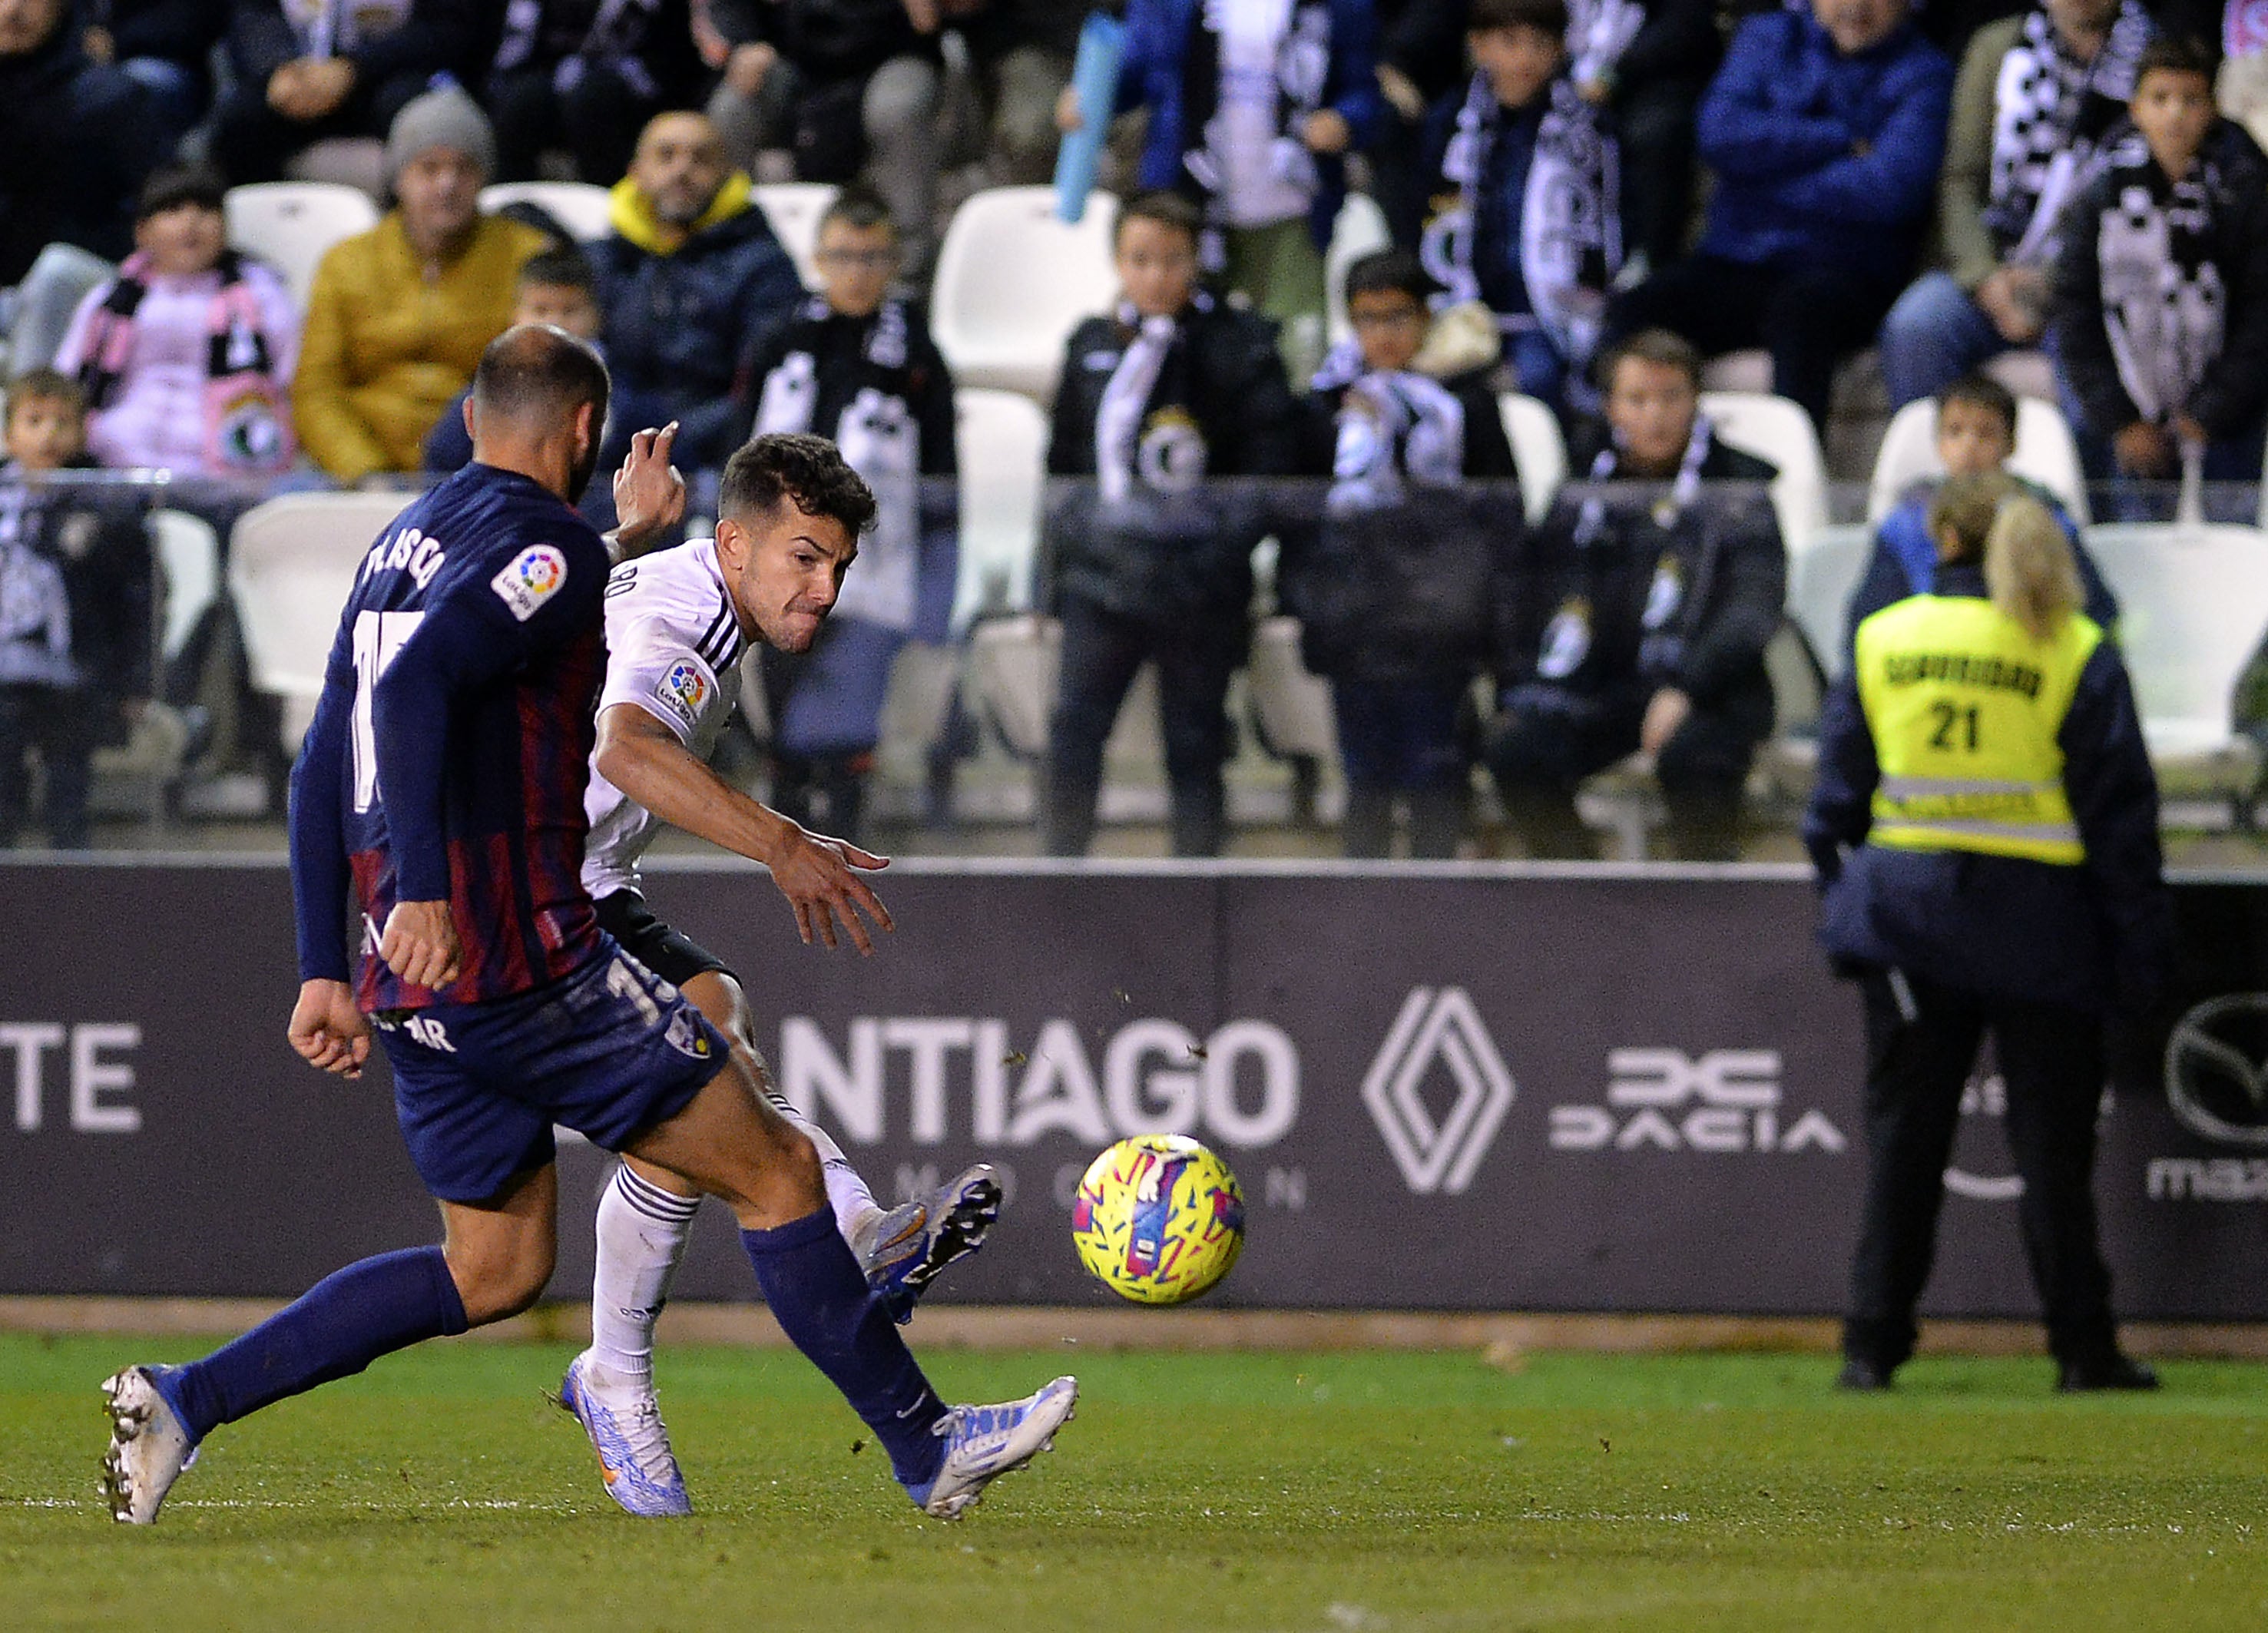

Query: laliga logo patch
left=491, top=545, right=568, bottom=622
left=655, top=658, right=711, bottom=730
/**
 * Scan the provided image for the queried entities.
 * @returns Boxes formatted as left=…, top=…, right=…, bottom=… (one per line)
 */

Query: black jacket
left=1281, top=370, right=1521, bottom=684
left=1496, top=432, right=1784, bottom=717
left=1803, top=562, right=2172, bottom=1014
left=1042, top=300, right=1301, bottom=631
left=2, top=460, right=154, bottom=725
left=226, top=0, right=482, bottom=89
left=92, top=0, right=228, bottom=65
left=707, top=0, right=926, bottom=81
left=0, top=21, right=160, bottom=281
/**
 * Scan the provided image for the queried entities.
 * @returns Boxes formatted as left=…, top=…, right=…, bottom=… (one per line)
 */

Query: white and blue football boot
left=871, top=1164, right=1003, bottom=1323
left=906, top=1373, right=1078, bottom=1519
left=558, top=1352, right=693, bottom=1518
left=849, top=1198, right=930, bottom=1292
left=101, top=1365, right=197, bottom=1525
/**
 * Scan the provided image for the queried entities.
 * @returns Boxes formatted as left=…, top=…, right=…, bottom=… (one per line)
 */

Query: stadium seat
left=223, top=183, right=381, bottom=310
left=151, top=509, right=220, bottom=664
left=752, top=182, right=839, bottom=289
left=1245, top=617, right=1337, bottom=761
left=1866, top=397, right=2088, bottom=525
left=1783, top=523, right=1874, bottom=680
left=1498, top=393, right=1566, bottom=523
left=953, top=387, right=1049, bottom=625
left=1700, top=391, right=1829, bottom=552
left=2083, top=523, right=2268, bottom=810
left=1983, top=349, right=2058, bottom=402
left=230, top=492, right=412, bottom=753
left=932, top=186, right=1119, bottom=400
left=285, top=137, right=386, bottom=197
left=1323, top=192, right=1392, bottom=348
left=477, top=181, right=613, bottom=243
left=967, top=612, right=1060, bottom=761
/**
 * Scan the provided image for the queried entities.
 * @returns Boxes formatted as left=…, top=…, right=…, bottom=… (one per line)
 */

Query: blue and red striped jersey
left=293, top=463, right=612, bottom=1012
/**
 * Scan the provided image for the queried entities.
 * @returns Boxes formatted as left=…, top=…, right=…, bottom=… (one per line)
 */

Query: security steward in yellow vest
left=1803, top=474, right=2171, bottom=1394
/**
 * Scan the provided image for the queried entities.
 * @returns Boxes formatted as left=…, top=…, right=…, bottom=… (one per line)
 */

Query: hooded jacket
left=590, top=173, right=804, bottom=471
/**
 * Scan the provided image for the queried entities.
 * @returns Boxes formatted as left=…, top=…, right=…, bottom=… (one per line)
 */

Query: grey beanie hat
left=385, top=84, right=497, bottom=186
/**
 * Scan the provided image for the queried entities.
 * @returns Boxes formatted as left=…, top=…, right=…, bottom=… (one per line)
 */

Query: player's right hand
left=768, top=828, right=895, bottom=956
left=289, top=979, right=372, bottom=1079
left=379, top=899, right=463, bottom=989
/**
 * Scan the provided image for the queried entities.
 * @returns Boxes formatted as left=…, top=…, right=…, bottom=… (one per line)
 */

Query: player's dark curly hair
left=719, top=432, right=879, bottom=537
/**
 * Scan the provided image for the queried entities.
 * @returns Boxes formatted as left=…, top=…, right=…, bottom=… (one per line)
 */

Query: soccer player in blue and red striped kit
left=98, top=324, right=1075, bottom=1525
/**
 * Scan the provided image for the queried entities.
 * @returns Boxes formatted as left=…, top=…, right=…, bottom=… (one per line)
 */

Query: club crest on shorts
left=492, top=545, right=568, bottom=621
left=664, top=1008, right=714, bottom=1060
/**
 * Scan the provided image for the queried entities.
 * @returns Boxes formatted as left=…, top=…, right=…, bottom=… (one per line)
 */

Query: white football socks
left=589, top=1164, right=699, bottom=1387
left=763, top=1088, right=886, bottom=1242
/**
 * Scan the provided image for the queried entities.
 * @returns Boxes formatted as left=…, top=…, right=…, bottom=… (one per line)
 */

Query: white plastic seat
left=1700, top=390, right=1829, bottom=553
left=151, top=508, right=220, bottom=664
left=1323, top=192, right=1392, bottom=348
left=2082, top=524, right=2268, bottom=797
left=1498, top=393, right=1566, bottom=524
left=932, top=186, right=1119, bottom=401
left=953, top=387, right=1049, bottom=625
left=752, top=182, right=839, bottom=289
left=1866, top=397, right=2089, bottom=525
left=230, top=492, right=413, bottom=753
left=967, top=612, right=1060, bottom=760
left=1245, top=616, right=1337, bottom=760
left=478, top=181, right=613, bottom=243
left=1783, top=523, right=1875, bottom=681
left=223, top=183, right=381, bottom=310
left=1983, top=349, right=2059, bottom=403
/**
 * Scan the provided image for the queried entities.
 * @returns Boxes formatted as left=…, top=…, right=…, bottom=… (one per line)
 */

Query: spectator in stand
left=697, top=0, right=946, bottom=276
left=294, top=87, right=551, bottom=485
left=2051, top=35, right=2268, bottom=512
left=1060, top=0, right=1388, bottom=380
left=1878, top=0, right=2154, bottom=412
left=0, top=369, right=154, bottom=850
left=1416, top=0, right=1622, bottom=410
left=1845, top=372, right=2119, bottom=648
left=1284, top=248, right=1519, bottom=858
left=956, top=0, right=1084, bottom=186
left=1372, top=0, right=1482, bottom=247
left=54, top=163, right=299, bottom=494
left=1603, top=0, right=1953, bottom=432
left=0, top=0, right=163, bottom=287
left=746, top=187, right=959, bottom=844
left=1486, top=329, right=1783, bottom=860
left=487, top=0, right=707, bottom=185
left=591, top=109, right=803, bottom=480
left=1561, top=0, right=1719, bottom=275
left=1040, top=190, right=1303, bottom=857
left=81, top=1, right=229, bottom=154
left=210, top=0, right=485, bottom=185
left=423, top=247, right=604, bottom=479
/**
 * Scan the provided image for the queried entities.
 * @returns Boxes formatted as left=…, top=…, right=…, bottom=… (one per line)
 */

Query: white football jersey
left=582, top=538, right=747, bottom=899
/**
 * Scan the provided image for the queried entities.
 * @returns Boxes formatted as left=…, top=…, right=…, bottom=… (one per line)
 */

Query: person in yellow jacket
left=293, top=85, right=550, bottom=485
left=1804, top=471, right=2172, bottom=1394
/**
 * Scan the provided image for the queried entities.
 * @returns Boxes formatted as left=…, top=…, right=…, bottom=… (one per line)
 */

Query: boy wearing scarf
left=1485, top=329, right=1783, bottom=860
left=2051, top=35, right=2268, bottom=508
left=1039, top=190, right=1303, bottom=858
left=1417, top=0, right=1622, bottom=411
left=1284, top=248, right=1519, bottom=857
left=744, top=188, right=959, bottom=843
left=1879, top=0, right=2156, bottom=410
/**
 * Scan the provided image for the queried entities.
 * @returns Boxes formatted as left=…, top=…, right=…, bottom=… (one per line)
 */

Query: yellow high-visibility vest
left=1852, top=595, right=2103, bottom=866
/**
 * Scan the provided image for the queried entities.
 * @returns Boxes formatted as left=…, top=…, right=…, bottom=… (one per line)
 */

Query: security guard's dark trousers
left=1845, top=968, right=2120, bottom=1373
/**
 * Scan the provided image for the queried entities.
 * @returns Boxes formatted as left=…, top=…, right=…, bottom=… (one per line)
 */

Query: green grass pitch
left=5, top=1333, right=2267, bottom=1630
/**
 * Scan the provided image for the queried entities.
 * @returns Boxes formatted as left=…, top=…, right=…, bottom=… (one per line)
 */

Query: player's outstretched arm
left=605, top=422, right=685, bottom=563
left=594, top=702, right=896, bottom=954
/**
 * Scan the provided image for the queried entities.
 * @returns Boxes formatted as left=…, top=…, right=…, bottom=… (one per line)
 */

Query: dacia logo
left=1361, top=988, right=1514, bottom=1195
left=1548, top=1049, right=1845, bottom=1154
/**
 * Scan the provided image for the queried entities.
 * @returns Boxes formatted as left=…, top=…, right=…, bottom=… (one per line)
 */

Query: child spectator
left=423, top=247, right=604, bottom=478
left=1284, top=248, right=1519, bottom=857
left=55, top=162, right=299, bottom=488
left=0, top=370, right=154, bottom=849
left=2051, top=35, right=2268, bottom=510
left=743, top=188, right=959, bottom=843
left=1040, top=191, right=1304, bottom=857
left=1846, top=372, right=2120, bottom=645
left=1063, top=0, right=1387, bottom=379
left=1417, top=0, right=1622, bottom=409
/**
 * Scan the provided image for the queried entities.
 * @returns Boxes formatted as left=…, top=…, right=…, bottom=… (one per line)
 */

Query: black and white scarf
left=2091, top=132, right=2229, bottom=423
left=1180, top=0, right=1333, bottom=245
left=1094, top=298, right=1215, bottom=504
left=1311, top=340, right=1466, bottom=514
left=1424, top=72, right=1620, bottom=366
left=494, top=0, right=667, bottom=98
left=1567, top=0, right=1647, bottom=88
left=1983, top=2, right=2154, bottom=263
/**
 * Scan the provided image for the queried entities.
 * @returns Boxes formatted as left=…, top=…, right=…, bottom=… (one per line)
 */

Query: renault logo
left=2165, top=994, right=2268, bottom=1149
left=1362, top=988, right=1514, bottom=1194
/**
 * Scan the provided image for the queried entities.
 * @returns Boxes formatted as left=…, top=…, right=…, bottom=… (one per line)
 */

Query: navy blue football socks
left=740, top=1208, right=947, bottom=1488
left=156, top=1247, right=468, bottom=1444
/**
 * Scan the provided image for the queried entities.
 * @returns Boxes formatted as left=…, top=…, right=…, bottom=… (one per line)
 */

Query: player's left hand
left=379, top=899, right=462, bottom=989
left=768, top=826, right=895, bottom=956
left=289, top=979, right=372, bottom=1079
left=612, top=422, right=686, bottom=556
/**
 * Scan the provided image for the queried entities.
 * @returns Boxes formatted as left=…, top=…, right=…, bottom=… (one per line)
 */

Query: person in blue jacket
left=1602, top=0, right=1952, bottom=430
left=1844, top=372, right=2120, bottom=651
left=1805, top=471, right=2171, bottom=1394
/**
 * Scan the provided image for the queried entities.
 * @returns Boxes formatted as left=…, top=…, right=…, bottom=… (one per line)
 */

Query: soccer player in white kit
left=561, top=429, right=1002, bottom=1515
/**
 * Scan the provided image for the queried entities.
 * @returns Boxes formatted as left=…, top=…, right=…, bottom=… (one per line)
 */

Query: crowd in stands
left=1, top=0, right=2264, bottom=856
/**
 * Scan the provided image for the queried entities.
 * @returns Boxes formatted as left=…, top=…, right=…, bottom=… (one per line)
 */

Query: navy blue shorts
left=376, top=936, right=730, bottom=1204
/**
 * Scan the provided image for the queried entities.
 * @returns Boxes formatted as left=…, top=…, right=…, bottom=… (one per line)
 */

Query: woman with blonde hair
left=1803, top=471, right=2171, bottom=1394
